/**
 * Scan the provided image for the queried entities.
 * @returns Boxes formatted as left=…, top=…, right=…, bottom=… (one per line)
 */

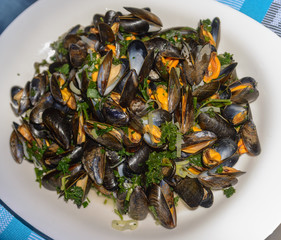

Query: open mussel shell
left=59, top=170, right=92, bottom=207
left=142, top=109, right=172, bottom=148
left=174, top=177, right=204, bottom=208
left=42, top=108, right=72, bottom=150
left=222, top=104, right=249, bottom=126
left=11, top=81, right=31, bottom=116
left=198, top=170, right=238, bottom=190
left=175, top=86, right=194, bottom=134
left=202, top=138, right=238, bottom=168
left=229, top=77, right=259, bottom=104
left=120, top=7, right=162, bottom=35
left=192, top=80, right=220, bottom=102
left=29, top=93, right=54, bottom=125
left=84, top=120, right=124, bottom=151
left=97, top=49, right=113, bottom=96
left=128, top=186, right=149, bottom=221
left=42, top=143, right=83, bottom=169
left=240, top=120, right=261, bottom=156
left=181, top=130, right=217, bottom=154
left=200, top=186, right=214, bottom=208
left=29, top=73, right=48, bottom=106
left=128, top=40, right=147, bottom=76
left=11, top=86, right=22, bottom=106
left=124, top=7, right=162, bottom=27
left=211, top=17, right=220, bottom=48
left=82, top=143, right=106, bottom=185
left=148, top=180, right=177, bottom=229
left=198, top=112, right=237, bottom=141
left=168, top=67, right=181, bottom=113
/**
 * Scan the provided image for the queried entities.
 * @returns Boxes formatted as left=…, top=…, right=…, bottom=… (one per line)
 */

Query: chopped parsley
left=217, top=52, right=233, bottom=66
left=77, top=101, right=89, bottom=120
left=139, top=77, right=150, bottom=101
left=57, top=156, right=71, bottom=175
left=201, top=19, right=212, bottom=32
left=160, top=121, right=181, bottom=151
left=64, top=185, right=84, bottom=207
left=145, top=151, right=176, bottom=187
left=188, top=153, right=203, bottom=167
left=55, top=63, right=70, bottom=75
left=223, top=186, right=236, bottom=198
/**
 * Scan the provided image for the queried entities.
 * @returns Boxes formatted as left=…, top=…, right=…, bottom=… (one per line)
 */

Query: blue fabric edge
left=0, top=199, right=53, bottom=240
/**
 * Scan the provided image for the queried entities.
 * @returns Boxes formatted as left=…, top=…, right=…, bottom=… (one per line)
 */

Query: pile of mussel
left=9, top=7, right=261, bottom=229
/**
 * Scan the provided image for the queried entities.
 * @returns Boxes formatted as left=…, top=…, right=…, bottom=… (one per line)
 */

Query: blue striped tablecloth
left=0, top=0, right=280, bottom=239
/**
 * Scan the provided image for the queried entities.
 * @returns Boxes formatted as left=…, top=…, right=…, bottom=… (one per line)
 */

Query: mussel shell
left=192, top=80, right=220, bottom=102
left=229, top=77, right=259, bottom=104
left=119, top=18, right=149, bottom=35
left=119, top=69, right=138, bottom=108
left=106, top=149, right=123, bottom=167
left=240, top=120, right=261, bottom=156
left=123, top=7, right=162, bottom=27
left=127, top=144, right=150, bottom=173
left=42, top=108, right=72, bottom=150
left=10, top=130, right=24, bottom=164
left=128, top=40, right=147, bottom=75
left=222, top=104, right=248, bottom=126
left=69, top=43, right=87, bottom=68
left=198, top=171, right=238, bottom=190
left=103, top=163, right=118, bottom=191
left=200, top=187, right=214, bottom=208
left=98, top=22, right=115, bottom=44
left=128, top=186, right=149, bottom=221
left=211, top=17, right=220, bottom=48
left=10, top=86, right=22, bottom=106
left=97, top=49, right=113, bottom=96
left=144, top=37, right=180, bottom=56
left=168, top=67, right=181, bottom=113
left=82, top=144, right=106, bottom=185
left=101, top=100, right=129, bottom=126
left=174, top=177, right=204, bottom=208
left=13, top=81, right=31, bottom=116
left=181, top=130, right=217, bottom=154
left=198, top=112, right=237, bottom=141
left=30, top=92, right=54, bottom=124
left=29, top=73, right=48, bottom=106
left=84, top=121, right=123, bottom=151
left=42, top=169, right=62, bottom=191
left=148, top=180, right=177, bottom=229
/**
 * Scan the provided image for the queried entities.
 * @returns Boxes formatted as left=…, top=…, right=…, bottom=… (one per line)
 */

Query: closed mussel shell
left=101, top=99, right=129, bottom=126
left=148, top=180, right=177, bottom=229
left=222, top=104, right=248, bottom=126
left=128, top=186, right=149, bottom=221
left=174, top=177, right=204, bottom=208
left=127, top=144, right=150, bottom=174
left=82, top=145, right=106, bottom=185
left=198, top=112, right=237, bottom=141
left=42, top=108, right=72, bottom=150
left=103, top=162, right=118, bottom=191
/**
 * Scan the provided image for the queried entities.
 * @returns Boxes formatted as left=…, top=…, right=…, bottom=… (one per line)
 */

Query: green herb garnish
left=223, top=186, right=236, bottom=198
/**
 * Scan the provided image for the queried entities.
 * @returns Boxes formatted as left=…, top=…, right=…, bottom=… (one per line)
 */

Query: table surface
left=0, top=0, right=281, bottom=239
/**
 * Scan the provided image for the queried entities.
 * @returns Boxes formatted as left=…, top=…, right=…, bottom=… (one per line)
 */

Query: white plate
left=1, top=0, right=281, bottom=239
